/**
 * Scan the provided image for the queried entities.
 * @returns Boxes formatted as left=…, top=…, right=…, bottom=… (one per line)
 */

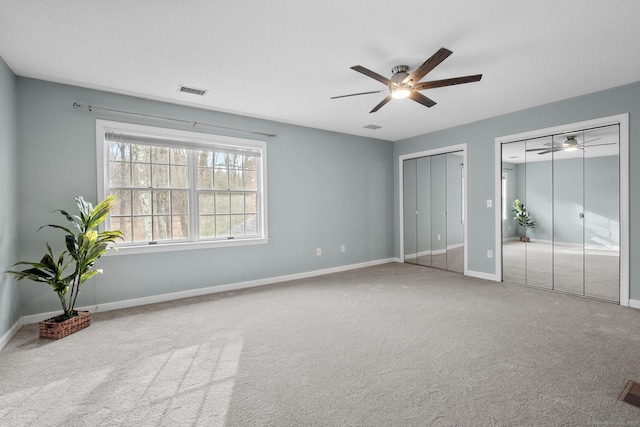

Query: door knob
left=579, top=213, right=584, bottom=219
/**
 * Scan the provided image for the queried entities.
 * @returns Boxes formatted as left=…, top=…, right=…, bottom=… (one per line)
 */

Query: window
left=96, top=120, right=268, bottom=252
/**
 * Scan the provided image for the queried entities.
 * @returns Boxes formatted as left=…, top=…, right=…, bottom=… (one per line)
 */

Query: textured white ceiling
left=1, top=0, right=640, bottom=141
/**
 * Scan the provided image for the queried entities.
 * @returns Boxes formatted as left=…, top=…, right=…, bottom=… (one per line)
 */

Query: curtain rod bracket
left=72, top=102, right=277, bottom=138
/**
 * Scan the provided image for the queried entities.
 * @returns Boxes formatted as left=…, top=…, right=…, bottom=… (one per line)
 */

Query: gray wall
left=16, top=78, right=394, bottom=316
left=394, top=80, right=640, bottom=300
left=0, top=57, right=20, bottom=337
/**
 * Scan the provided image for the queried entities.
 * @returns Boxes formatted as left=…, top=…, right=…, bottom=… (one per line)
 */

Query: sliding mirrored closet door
left=403, top=151, right=464, bottom=274
left=501, top=125, right=620, bottom=302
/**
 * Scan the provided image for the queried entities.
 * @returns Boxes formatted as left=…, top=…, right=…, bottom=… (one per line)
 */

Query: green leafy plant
left=5, top=195, right=123, bottom=320
left=512, top=198, right=537, bottom=230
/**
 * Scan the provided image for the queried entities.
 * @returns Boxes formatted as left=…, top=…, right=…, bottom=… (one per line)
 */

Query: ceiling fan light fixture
left=563, top=136, right=579, bottom=151
left=391, top=86, right=411, bottom=99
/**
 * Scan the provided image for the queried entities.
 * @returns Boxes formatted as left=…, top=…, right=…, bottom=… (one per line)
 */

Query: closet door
left=403, top=159, right=418, bottom=264
left=553, top=132, right=585, bottom=295
left=446, top=152, right=464, bottom=273
left=583, top=125, right=620, bottom=301
left=502, top=141, right=526, bottom=284
left=430, top=154, right=447, bottom=270
left=416, top=157, right=432, bottom=267
left=525, top=136, right=553, bottom=289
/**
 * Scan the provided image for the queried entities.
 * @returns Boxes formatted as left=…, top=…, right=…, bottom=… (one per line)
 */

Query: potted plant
left=512, top=198, right=536, bottom=242
left=5, top=195, right=123, bottom=339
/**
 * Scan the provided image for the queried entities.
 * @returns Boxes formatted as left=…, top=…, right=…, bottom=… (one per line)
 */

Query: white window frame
left=96, top=119, right=269, bottom=254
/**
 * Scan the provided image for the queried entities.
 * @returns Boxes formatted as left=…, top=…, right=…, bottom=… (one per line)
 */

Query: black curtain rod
left=72, top=103, right=277, bottom=138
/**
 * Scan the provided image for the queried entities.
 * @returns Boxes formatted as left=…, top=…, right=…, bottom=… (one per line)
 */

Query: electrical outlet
left=316, top=248, right=322, bottom=256
left=487, top=250, right=493, bottom=258
left=487, top=199, right=492, bottom=208
left=437, top=234, right=441, bottom=240
left=341, top=245, right=346, bottom=253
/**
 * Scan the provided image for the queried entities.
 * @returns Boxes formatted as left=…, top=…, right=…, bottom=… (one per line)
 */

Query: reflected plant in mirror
left=512, top=199, right=536, bottom=241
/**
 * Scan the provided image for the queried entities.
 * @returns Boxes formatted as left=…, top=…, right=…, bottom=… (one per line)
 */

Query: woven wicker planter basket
left=39, top=311, right=91, bottom=340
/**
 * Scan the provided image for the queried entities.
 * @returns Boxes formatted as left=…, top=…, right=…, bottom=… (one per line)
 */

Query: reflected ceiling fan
left=526, top=135, right=615, bottom=155
left=331, top=47, right=482, bottom=113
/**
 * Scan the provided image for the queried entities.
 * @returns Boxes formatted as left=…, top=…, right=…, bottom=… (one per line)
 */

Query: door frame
left=494, top=113, right=629, bottom=306
left=399, top=144, right=468, bottom=275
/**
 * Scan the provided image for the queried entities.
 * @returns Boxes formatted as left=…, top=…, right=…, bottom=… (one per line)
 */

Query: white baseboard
left=0, top=317, right=23, bottom=351
left=629, top=299, right=640, bottom=310
left=467, top=270, right=498, bottom=281
left=22, top=258, right=397, bottom=325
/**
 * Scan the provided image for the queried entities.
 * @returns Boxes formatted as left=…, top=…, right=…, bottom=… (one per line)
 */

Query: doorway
left=494, top=114, right=629, bottom=305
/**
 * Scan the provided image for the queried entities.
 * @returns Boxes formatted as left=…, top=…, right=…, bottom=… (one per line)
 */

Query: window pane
left=200, top=215, right=215, bottom=238
left=172, top=215, right=189, bottom=239
left=133, top=216, right=152, bottom=242
left=110, top=163, right=131, bottom=187
left=216, top=193, right=230, bottom=214
left=172, top=190, right=189, bottom=215
left=199, top=192, right=214, bottom=214
left=152, top=146, right=169, bottom=164
left=153, top=216, right=171, bottom=240
left=170, top=165, right=188, bottom=188
left=112, top=216, right=132, bottom=243
left=230, top=193, right=244, bottom=214
left=245, top=214, right=257, bottom=235
left=197, top=151, right=213, bottom=168
left=229, top=170, right=242, bottom=190
left=214, top=152, right=227, bottom=167
left=152, top=165, right=169, bottom=188
left=132, top=190, right=152, bottom=215
left=132, top=163, right=150, bottom=187
left=243, top=170, right=257, bottom=190
left=131, top=144, right=150, bottom=163
left=244, top=156, right=256, bottom=170
left=216, top=215, right=230, bottom=237
left=231, top=215, right=245, bottom=236
left=111, top=189, right=132, bottom=216
left=229, top=154, right=242, bottom=169
left=245, top=193, right=257, bottom=213
left=153, top=191, right=171, bottom=214
left=197, top=168, right=213, bottom=190
left=170, top=147, right=187, bottom=165
left=109, top=142, right=130, bottom=162
left=214, top=168, right=228, bottom=190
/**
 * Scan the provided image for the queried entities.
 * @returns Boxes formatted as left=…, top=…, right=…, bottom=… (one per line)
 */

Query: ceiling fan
left=331, top=47, right=482, bottom=113
left=526, top=135, right=615, bottom=155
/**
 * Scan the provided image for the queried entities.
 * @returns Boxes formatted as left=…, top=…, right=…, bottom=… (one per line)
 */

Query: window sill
left=107, top=237, right=269, bottom=255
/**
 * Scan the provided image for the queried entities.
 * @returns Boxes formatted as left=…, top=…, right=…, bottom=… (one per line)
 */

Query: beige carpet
left=1, top=263, right=639, bottom=426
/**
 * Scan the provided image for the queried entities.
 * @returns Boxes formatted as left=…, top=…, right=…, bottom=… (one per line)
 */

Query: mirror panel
left=583, top=125, right=620, bottom=301
left=403, top=159, right=418, bottom=264
left=446, top=152, right=464, bottom=273
left=430, top=154, right=447, bottom=270
left=501, top=141, right=526, bottom=284
left=553, top=132, right=585, bottom=295
left=416, top=157, right=432, bottom=266
left=524, top=136, right=553, bottom=289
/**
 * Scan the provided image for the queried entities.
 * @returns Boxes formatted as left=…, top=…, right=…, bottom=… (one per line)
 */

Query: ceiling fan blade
left=402, top=47, right=453, bottom=85
left=408, top=91, right=436, bottom=108
left=351, top=65, right=394, bottom=86
left=582, top=142, right=617, bottom=147
left=414, top=74, right=483, bottom=91
left=370, top=95, right=393, bottom=113
left=537, top=150, right=555, bottom=155
left=579, top=137, right=603, bottom=145
left=526, top=148, right=553, bottom=152
left=330, top=90, right=388, bottom=99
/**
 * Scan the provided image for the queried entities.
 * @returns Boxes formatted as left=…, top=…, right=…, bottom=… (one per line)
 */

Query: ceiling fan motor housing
left=391, top=65, right=410, bottom=85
